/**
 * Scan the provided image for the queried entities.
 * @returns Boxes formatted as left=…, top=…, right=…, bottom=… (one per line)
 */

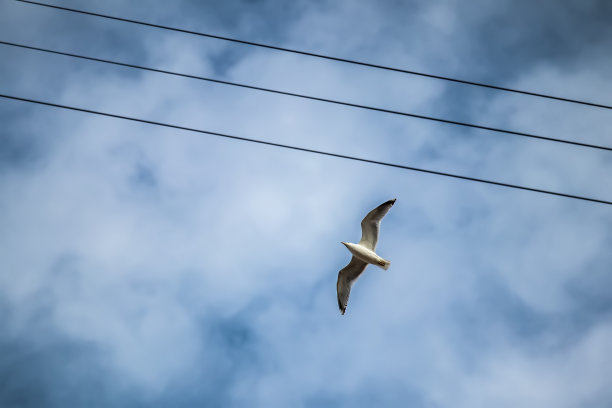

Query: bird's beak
left=340, top=241, right=347, bottom=246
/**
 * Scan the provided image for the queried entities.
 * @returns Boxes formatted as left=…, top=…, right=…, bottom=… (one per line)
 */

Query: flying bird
left=337, top=198, right=396, bottom=315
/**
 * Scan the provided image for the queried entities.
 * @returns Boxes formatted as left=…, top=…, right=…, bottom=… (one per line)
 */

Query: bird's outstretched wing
left=337, top=256, right=368, bottom=315
left=359, top=198, right=396, bottom=251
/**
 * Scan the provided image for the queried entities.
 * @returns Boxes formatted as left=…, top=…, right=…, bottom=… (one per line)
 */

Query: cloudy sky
left=1, top=0, right=612, bottom=406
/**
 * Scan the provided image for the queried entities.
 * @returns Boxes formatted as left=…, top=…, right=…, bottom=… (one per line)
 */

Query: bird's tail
left=376, top=257, right=391, bottom=271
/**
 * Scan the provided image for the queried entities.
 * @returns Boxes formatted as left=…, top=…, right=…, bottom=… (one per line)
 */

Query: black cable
left=13, top=0, right=612, bottom=111
left=1, top=93, right=609, bottom=206
left=2, top=41, right=610, bottom=153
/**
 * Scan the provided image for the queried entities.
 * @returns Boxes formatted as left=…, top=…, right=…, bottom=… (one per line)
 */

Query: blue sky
left=1, top=0, right=612, bottom=406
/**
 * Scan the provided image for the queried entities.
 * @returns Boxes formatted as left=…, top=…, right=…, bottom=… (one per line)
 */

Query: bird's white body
left=341, top=242, right=390, bottom=270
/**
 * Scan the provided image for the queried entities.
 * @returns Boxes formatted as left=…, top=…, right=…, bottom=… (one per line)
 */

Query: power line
left=13, top=0, right=612, bottom=111
left=2, top=40, right=610, bottom=153
left=1, top=93, right=610, bottom=206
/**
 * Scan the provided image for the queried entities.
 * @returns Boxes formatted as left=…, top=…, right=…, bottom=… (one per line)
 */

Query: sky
left=1, top=0, right=612, bottom=406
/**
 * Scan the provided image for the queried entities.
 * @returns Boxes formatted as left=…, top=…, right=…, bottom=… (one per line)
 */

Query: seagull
left=337, top=198, right=396, bottom=315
